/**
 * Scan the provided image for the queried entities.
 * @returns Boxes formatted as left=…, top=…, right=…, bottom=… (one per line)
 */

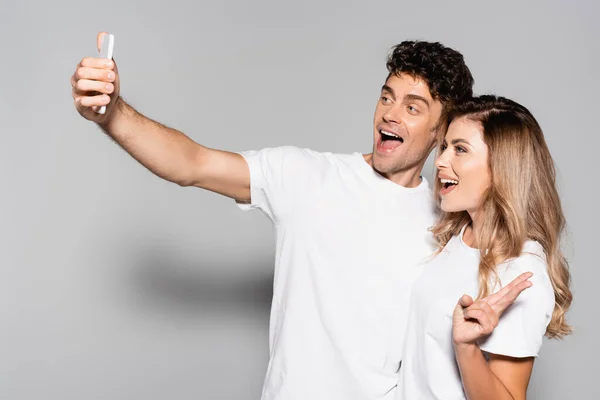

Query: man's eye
left=407, top=106, right=419, bottom=114
left=381, top=96, right=391, bottom=104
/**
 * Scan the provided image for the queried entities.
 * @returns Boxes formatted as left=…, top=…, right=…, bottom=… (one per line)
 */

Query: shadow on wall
left=120, top=247, right=275, bottom=320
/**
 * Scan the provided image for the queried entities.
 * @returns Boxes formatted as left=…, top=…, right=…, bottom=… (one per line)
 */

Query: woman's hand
left=452, top=272, right=533, bottom=348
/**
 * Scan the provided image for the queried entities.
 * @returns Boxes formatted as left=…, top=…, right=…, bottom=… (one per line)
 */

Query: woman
left=396, top=95, right=572, bottom=399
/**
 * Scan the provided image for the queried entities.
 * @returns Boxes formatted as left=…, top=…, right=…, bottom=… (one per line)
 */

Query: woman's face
left=435, top=118, right=491, bottom=214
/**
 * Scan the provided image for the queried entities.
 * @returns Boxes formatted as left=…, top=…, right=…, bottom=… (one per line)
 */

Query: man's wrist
left=98, top=96, right=125, bottom=132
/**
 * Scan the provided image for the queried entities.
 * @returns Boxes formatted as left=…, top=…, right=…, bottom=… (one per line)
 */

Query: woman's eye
left=455, top=146, right=466, bottom=153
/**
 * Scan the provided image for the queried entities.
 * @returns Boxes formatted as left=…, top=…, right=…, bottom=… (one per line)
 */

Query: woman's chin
left=440, top=202, right=466, bottom=214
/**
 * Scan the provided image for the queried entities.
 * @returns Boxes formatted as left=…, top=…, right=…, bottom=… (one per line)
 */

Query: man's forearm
left=454, top=344, right=516, bottom=400
left=97, top=97, right=205, bottom=186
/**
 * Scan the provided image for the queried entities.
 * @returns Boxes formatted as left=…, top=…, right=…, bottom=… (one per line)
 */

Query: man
left=71, top=34, right=474, bottom=399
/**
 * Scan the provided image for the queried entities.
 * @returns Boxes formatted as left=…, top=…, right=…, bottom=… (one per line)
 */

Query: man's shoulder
left=244, top=146, right=364, bottom=169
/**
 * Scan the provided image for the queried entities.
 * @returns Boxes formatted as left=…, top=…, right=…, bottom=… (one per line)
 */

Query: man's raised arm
left=71, top=32, right=251, bottom=202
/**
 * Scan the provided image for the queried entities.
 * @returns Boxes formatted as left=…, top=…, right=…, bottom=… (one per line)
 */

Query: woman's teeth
left=440, top=178, right=459, bottom=185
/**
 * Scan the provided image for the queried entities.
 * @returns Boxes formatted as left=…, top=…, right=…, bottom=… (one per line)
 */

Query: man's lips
left=374, top=126, right=405, bottom=154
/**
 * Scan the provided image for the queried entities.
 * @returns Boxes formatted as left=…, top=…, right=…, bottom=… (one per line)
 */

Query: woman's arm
left=454, top=343, right=533, bottom=400
left=451, top=272, right=535, bottom=400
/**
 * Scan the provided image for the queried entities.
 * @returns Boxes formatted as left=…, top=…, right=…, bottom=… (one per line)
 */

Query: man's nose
left=383, top=104, right=404, bottom=125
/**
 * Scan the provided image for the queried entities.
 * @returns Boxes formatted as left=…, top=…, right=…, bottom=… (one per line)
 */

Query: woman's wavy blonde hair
left=431, top=95, right=572, bottom=338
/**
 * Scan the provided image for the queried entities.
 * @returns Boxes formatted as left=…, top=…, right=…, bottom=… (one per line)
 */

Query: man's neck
left=362, top=153, right=424, bottom=188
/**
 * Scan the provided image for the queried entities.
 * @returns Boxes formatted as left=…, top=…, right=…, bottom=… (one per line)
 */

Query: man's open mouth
left=380, top=129, right=404, bottom=143
left=377, top=129, right=404, bottom=152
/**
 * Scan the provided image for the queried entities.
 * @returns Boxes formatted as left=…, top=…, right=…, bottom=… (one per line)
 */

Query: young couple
left=71, top=33, right=572, bottom=399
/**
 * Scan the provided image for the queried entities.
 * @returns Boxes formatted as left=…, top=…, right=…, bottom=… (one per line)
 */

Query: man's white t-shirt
left=396, top=226, right=555, bottom=400
left=236, top=146, right=438, bottom=400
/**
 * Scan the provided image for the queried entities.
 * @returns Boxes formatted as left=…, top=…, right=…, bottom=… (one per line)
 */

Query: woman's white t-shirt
left=396, top=227, right=555, bottom=399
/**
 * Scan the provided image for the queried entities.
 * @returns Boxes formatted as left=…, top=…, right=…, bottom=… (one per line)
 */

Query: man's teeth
left=380, top=130, right=400, bottom=139
left=440, top=178, right=459, bottom=185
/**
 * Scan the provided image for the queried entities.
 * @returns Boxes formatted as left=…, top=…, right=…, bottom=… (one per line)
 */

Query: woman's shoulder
left=496, top=241, right=554, bottom=302
left=500, top=240, right=547, bottom=275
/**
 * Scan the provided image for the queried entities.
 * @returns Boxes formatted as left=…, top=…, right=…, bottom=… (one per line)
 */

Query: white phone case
left=97, top=33, right=115, bottom=115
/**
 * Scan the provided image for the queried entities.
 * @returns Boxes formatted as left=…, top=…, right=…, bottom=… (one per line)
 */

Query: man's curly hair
left=386, top=41, right=474, bottom=110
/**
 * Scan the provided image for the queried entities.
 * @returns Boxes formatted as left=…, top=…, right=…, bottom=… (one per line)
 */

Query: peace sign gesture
left=452, top=272, right=533, bottom=348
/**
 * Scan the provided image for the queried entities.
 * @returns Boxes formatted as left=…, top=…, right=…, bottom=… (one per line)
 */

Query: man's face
left=372, top=73, right=443, bottom=184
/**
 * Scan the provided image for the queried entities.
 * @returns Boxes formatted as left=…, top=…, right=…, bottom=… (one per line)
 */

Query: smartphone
left=97, top=33, right=115, bottom=115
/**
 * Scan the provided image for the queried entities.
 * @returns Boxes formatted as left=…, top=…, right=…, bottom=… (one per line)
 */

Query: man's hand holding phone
left=71, top=32, right=120, bottom=124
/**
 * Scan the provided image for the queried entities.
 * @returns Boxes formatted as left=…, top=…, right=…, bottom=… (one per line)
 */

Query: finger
left=75, top=65, right=116, bottom=83
left=492, top=280, right=533, bottom=315
left=486, top=272, right=533, bottom=306
left=463, top=308, right=488, bottom=324
left=75, top=78, right=115, bottom=95
left=463, top=308, right=495, bottom=334
left=477, top=301, right=499, bottom=328
left=75, top=93, right=111, bottom=108
left=97, top=31, right=109, bottom=52
left=458, top=294, right=474, bottom=308
left=80, top=56, right=115, bottom=70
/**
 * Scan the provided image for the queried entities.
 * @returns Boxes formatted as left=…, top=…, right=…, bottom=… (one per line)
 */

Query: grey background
left=1, top=0, right=597, bottom=398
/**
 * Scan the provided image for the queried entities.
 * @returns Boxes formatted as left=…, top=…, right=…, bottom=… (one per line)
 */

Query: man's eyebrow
left=381, top=85, right=395, bottom=98
left=404, top=94, right=430, bottom=108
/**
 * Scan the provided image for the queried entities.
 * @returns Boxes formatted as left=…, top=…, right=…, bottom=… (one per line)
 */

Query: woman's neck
left=463, top=211, right=482, bottom=249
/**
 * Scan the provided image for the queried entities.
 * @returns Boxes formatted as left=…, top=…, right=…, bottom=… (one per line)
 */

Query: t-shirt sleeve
left=235, top=146, right=325, bottom=223
left=477, top=253, right=555, bottom=358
